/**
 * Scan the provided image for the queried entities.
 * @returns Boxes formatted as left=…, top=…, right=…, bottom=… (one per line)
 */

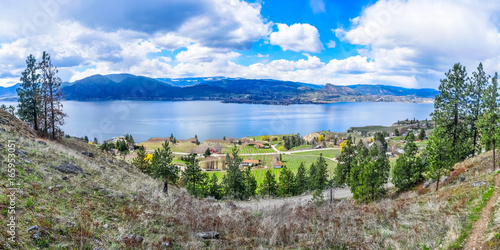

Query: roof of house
left=275, top=161, right=282, bottom=166
left=242, top=159, right=259, bottom=164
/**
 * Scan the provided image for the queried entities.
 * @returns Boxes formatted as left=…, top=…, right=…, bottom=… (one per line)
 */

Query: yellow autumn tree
left=339, top=140, right=347, bottom=152
left=144, top=154, right=153, bottom=163
left=318, top=135, right=324, bottom=142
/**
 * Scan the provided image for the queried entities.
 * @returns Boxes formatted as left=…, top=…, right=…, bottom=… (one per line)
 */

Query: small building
left=274, top=161, right=282, bottom=169
left=241, top=159, right=259, bottom=167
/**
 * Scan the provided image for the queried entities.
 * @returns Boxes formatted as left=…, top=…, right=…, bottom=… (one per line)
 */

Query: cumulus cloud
left=270, top=23, right=323, bottom=53
left=335, top=0, right=500, bottom=87
left=326, top=40, right=336, bottom=48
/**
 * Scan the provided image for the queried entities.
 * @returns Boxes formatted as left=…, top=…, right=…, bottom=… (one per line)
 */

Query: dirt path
left=235, top=188, right=352, bottom=209
left=464, top=172, right=500, bottom=249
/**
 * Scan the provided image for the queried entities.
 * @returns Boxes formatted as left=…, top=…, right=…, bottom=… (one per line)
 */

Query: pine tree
left=132, top=146, right=149, bottom=174
left=477, top=72, right=500, bottom=171
left=84, top=136, right=89, bottom=143
left=151, top=140, right=179, bottom=184
left=351, top=144, right=390, bottom=201
left=208, top=174, right=222, bottom=199
left=243, top=166, right=257, bottom=199
left=222, top=146, right=246, bottom=200
left=182, top=153, right=206, bottom=197
left=426, top=128, right=454, bottom=191
left=295, top=162, right=308, bottom=195
left=39, top=52, right=66, bottom=139
left=392, top=133, right=426, bottom=190
left=204, top=147, right=211, bottom=157
left=308, top=162, right=317, bottom=190
left=17, top=54, right=41, bottom=131
left=335, top=134, right=355, bottom=185
left=467, top=63, right=489, bottom=156
left=277, top=166, right=295, bottom=197
left=432, top=63, right=471, bottom=163
left=259, top=170, right=277, bottom=197
left=418, top=128, right=426, bottom=140
left=314, top=154, right=328, bottom=190
left=93, top=137, right=98, bottom=145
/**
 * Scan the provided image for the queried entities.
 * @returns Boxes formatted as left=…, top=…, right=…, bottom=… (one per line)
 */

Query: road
left=235, top=187, right=352, bottom=209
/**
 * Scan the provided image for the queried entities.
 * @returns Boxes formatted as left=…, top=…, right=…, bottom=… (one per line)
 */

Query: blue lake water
left=0, top=100, right=434, bottom=143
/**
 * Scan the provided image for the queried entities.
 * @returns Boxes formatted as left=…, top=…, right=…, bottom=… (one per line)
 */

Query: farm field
left=222, top=145, right=275, bottom=154
left=291, top=149, right=340, bottom=158
left=139, top=139, right=198, bottom=153
left=206, top=154, right=337, bottom=187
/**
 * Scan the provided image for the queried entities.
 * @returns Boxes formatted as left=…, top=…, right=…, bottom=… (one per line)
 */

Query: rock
left=107, top=159, right=113, bottom=164
left=37, top=140, right=47, bottom=146
left=99, top=165, right=105, bottom=170
left=423, top=181, right=430, bottom=189
left=33, top=232, right=43, bottom=240
left=66, top=221, right=76, bottom=228
left=459, top=175, right=466, bottom=182
left=15, top=149, right=26, bottom=157
left=82, top=151, right=94, bottom=157
left=103, top=224, right=109, bottom=228
left=195, top=231, right=220, bottom=239
left=27, top=225, right=38, bottom=232
left=123, top=234, right=144, bottom=244
left=94, top=239, right=103, bottom=246
left=472, top=181, right=488, bottom=187
left=56, top=163, right=83, bottom=174
left=23, top=158, right=32, bottom=164
left=93, top=248, right=103, bottom=250
left=24, top=167, right=34, bottom=173
left=161, top=240, right=173, bottom=248
left=62, top=175, right=69, bottom=181
left=441, top=176, right=448, bottom=183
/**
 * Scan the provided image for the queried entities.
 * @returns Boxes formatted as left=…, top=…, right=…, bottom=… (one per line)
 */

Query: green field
left=206, top=154, right=337, bottom=187
left=222, top=145, right=275, bottom=154
left=291, top=149, right=340, bottom=158
left=139, top=140, right=198, bottom=153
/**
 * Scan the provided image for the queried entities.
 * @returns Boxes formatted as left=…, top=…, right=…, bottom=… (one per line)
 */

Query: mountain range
left=0, top=74, right=438, bottom=104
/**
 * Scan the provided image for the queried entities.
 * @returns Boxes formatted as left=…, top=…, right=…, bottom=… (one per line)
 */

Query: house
left=240, top=159, right=259, bottom=167
left=274, top=161, right=282, bottom=169
left=254, top=143, right=265, bottom=148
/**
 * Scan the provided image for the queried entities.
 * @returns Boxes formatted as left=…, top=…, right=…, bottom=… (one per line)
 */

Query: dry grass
left=0, top=110, right=497, bottom=249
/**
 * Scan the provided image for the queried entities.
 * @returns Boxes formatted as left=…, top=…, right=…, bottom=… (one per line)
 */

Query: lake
left=0, top=100, right=434, bottom=143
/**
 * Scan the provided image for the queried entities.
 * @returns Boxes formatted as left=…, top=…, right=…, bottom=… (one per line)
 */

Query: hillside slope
left=0, top=110, right=497, bottom=249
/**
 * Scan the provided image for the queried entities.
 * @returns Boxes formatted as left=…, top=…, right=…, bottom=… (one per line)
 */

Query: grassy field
left=139, top=139, right=199, bottom=153
left=207, top=154, right=337, bottom=187
left=222, top=145, right=275, bottom=154
left=291, top=149, right=340, bottom=158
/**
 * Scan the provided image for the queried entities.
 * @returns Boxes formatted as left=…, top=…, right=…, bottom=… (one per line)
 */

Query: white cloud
left=309, top=0, right=325, bottom=14
left=326, top=40, right=336, bottom=48
left=335, top=0, right=500, bottom=87
left=270, top=23, right=323, bottom=53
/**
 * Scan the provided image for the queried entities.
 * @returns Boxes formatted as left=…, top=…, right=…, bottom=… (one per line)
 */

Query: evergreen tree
left=308, top=162, right=317, bottom=190
left=467, top=63, right=489, bottom=156
left=182, top=153, right=206, bottom=197
left=259, top=170, right=277, bottom=197
left=349, top=139, right=368, bottom=191
left=84, top=136, right=89, bottom=143
left=223, top=136, right=226, bottom=140
left=314, top=154, right=328, bottom=190
left=93, top=137, right=98, bottom=145
left=204, top=147, right=211, bottom=157
left=432, top=63, right=471, bottom=163
left=350, top=144, right=390, bottom=201
left=277, top=166, right=295, bottom=197
left=335, top=134, right=355, bottom=186
left=132, top=146, right=149, bottom=174
left=477, top=72, right=500, bottom=171
left=151, top=140, right=179, bottom=184
left=392, top=133, right=426, bottom=190
left=426, top=128, right=454, bottom=191
left=418, top=128, right=426, bottom=140
left=39, top=52, right=66, bottom=139
left=295, top=162, right=308, bottom=195
left=17, top=54, right=41, bottom=131
left=208, top=174, right=222, bottom=199
left=373, top=132, right=388, bottom=151
left=394, top=128, right=399, bottom=136
left=243, top=166, right=257, bottom=198
left=222, top=146, right=246, bottom=200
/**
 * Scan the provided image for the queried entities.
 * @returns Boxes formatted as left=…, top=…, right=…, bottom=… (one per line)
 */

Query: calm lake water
left=0, top=101, right=434, bottom=143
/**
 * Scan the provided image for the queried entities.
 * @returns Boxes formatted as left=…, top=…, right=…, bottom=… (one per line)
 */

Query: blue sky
left=0, top=0, right=499, bottom=88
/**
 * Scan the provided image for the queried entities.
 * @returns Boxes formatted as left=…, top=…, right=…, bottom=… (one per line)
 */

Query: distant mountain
left=349, top=85, right=439, bottom=98
left=321, top=83, right=359, bottom=96
left=56, top=74, right=438, bottom=104
left=0, top=84, right=19, bottom=98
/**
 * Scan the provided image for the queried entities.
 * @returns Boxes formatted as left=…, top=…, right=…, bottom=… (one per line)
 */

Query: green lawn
left=291, top=149, right=340, bottom=158
left=206, top=154, right=337, bottom=187
left=222, top=145, right=275, bottom=154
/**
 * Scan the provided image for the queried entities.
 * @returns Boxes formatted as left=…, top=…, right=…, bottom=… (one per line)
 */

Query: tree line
left=15, top=53, right=66, bottom=139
